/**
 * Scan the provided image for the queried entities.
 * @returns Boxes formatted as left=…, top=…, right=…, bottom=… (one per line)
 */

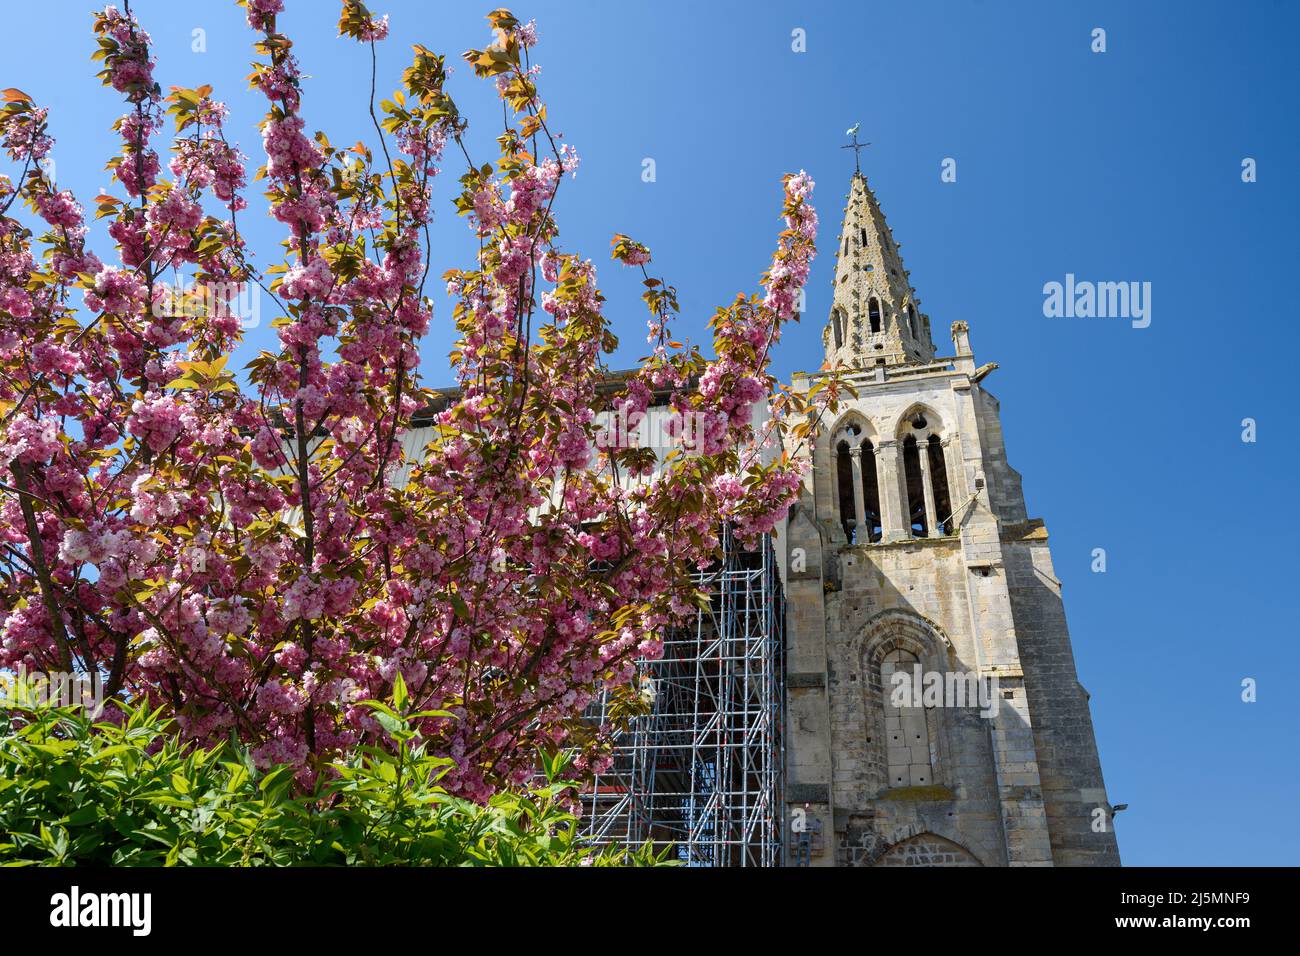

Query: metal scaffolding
left=581, top=532, right=785, bottom=866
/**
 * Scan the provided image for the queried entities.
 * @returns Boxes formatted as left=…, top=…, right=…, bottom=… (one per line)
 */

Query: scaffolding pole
left=582, top=531, right=785, bottom=866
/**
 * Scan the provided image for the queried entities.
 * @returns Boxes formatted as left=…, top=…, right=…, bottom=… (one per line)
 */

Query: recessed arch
left=856, top=607, right=955, bottom=665
left=829, top=412, right=882, bottom=544
left=890, top=405, right=953, bottom=538
left=828, top=410, right=878, bottom=449
left=874, top=833, right=985, bottom=867
left=853, top=609, right=960, bottom=797
left=892, top=402, right=947, bottom=441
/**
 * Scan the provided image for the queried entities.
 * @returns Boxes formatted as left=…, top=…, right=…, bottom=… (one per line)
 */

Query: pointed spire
left=823, top=172, right=935, bottom=369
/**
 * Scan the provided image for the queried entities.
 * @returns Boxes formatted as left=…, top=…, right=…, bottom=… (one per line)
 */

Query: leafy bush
left=0, top=682, right=671, bottom=867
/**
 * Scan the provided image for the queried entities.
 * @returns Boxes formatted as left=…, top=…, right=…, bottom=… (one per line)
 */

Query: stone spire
left=822, top=172, right=935, bottom=368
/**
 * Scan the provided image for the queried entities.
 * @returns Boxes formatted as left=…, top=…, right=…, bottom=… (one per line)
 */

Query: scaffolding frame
left=581, top=532, right=785, bottom=866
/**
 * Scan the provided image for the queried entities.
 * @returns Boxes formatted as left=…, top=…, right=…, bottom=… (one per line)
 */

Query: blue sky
left=8, top=0, right=1299, bottom=865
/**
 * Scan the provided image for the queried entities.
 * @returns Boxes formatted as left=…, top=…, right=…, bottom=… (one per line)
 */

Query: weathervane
left=842, top=122, right=870, bottom=174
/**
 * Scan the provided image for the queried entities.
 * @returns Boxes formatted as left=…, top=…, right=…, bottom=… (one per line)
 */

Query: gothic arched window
left=927, top=435, right=953, bottom=535
left=860, top=439, right=883, bottom=543
left=902, top=435, right=928, bottom=536
left=835, top=439, right=856, bottom=541
left=860, top=227, right=868, bottom=247
left=832, top=309, right=844, bottom=349
left=907, top=304, right=917, bottom=338
left=881, top=648, right=935, bottom=787
left=868, top=297, right=881, bottom=334
left=835, top=426, right=883, bottom=545
left=899, top=411, right=954, bottom=538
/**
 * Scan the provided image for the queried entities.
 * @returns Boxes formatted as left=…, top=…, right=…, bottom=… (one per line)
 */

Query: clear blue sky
left=8, top=0, right=1298, bottom=865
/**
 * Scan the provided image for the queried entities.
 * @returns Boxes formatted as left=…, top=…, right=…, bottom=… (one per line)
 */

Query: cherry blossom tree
left=0, top=0, right=833, bottom=797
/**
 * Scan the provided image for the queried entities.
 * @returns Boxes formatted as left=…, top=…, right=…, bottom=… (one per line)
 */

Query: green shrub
left=0, top=680, right=672, bottom=867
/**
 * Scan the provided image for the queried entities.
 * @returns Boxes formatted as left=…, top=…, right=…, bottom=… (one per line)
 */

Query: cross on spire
left=842, top=123, right=870, bottom=174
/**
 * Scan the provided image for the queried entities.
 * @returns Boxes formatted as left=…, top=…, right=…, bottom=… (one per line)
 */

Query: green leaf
left=391, top=672, right=408, bottom=712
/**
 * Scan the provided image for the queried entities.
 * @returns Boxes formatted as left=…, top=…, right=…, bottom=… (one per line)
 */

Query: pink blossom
left=1, top=415, right=60, bottom=466
left=147, top=189, right=203, bottom=232
left=127, top=393, right=184, bottom=452
left=280, top=257, right=333, bottom=299
left=245, top=0, right=284, bottom=31
left=35, top=190, right=84, bottom=229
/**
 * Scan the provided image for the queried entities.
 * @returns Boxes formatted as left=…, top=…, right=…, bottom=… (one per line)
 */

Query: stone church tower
left=782, top=171, right=1121, bottom=866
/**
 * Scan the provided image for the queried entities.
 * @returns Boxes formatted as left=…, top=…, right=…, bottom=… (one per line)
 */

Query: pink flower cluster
left=147, top=189, right=202, bottom=232
left=245, top=0, right=285, bottom=32
left=114, top=111, right=161, bottom=197
left=0, top=106, right=52, bottom=161
left=0, top=414, right=59, bottom=466
left=168, top=107, right=248, bottom=212
left=359, top=14, right=389, bottom=41
left=59, top=525, right=130, bottom=565
left=280, top=257, right=333, bottom=299
left=127, top=393, right=185, bottom=453
left=35, top=190, right=82, bottom=229
left=262, top=115, right=322, bottom=180
left=97, top=5, right=157, bottom=101
left=84, top=266, right=145, bottom=315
